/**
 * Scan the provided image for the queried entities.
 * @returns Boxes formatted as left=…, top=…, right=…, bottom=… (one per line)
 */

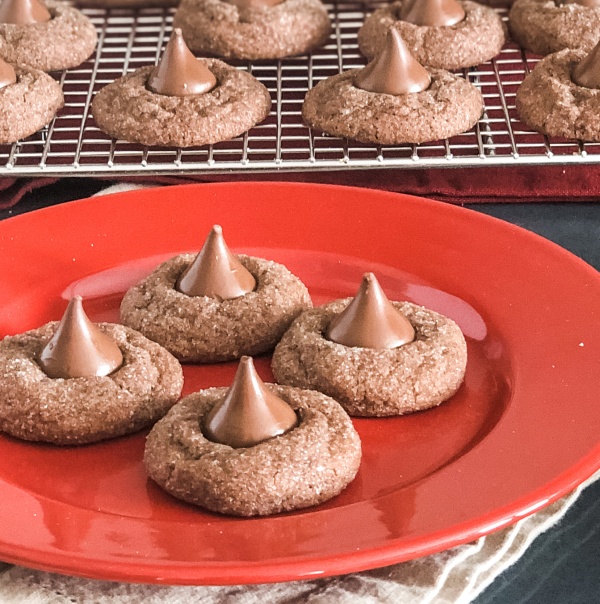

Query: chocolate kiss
left=148, top=28, right=216, bottom=96
left=38, top=297, right=123, bottom=379
left=563, top=0, right=600, bottom=7
left=203, top=356, right=298, bottom=448
left=325, top=273, right=415, bottom=349
left=177, top=225, right=256, bottom=299
left=226, top=0, right=284, bottom=7
left=354, top=28, right=431, bottom=95
left=0, top=57, right=16, bottom=90
left=400, top=0, right=466, bottom=28
left=0, top=0, right=51, bottom=25
left=572, top=41, right=600, bottom=88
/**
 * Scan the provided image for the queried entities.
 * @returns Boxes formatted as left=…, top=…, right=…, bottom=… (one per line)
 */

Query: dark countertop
left=1, top=179, right=599, bottom=604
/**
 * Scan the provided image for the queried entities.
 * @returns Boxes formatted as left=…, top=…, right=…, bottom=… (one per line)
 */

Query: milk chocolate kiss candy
left=0, top=57, right=16, bottom=90
left=148, top=28, right=216, bottom=96
left=38, top=297, right=123, bottom=379
left=177, top=225, right=256, bottom=299
left=226, top=0, right=284, bottom=7
left=400, top=0, right=465, bottom=28
left=326, top=273, right=415, bottom=349
left=203, top=356, right=298, bottom=448
left=572, top=42, right=600, bottom=89
left=0, top=0, right=51, bottom=25
left=354, top=28, right=431, bottom=95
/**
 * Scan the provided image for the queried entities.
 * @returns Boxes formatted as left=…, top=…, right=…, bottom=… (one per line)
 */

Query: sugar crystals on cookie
left=302, top=28, right=483, bottom=144
left=0, top=0, right=98, bottom=71
left=120, top=224, right=313, bottom=362
left=144, top=356, right=361, bottom=516
left=272, top=273, right=468, bottom=417
left=358, top=0, right=505, bottom=70
left=92, top=29, right=271, bottom=147
left=0, top=296, right=183, bottom=445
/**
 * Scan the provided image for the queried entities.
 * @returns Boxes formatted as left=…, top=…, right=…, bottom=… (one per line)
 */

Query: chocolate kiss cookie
left=509, top=0, right=600, bottom=56
left=303, top=28, right=484, bottom=144
left=173, top=0, right=331, bottom=60
left=92, top=29, right=271, bottom=147
left=144, top=358, right=361, bottom=516
left=272, top=275, right=467, bottom=417
left=0, top=298, right=183, bottom=445
left=0, top=0, right=97, bottom=72
left=516, top=45, right=600, bottom=141
left=358, top=0, right=505, bottom=70
left=0, top=59, right=63, bottom=144
left=120, top=227, right=312, bottom=363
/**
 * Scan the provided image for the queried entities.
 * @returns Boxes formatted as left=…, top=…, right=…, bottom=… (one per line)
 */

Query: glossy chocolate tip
left=572, top=40, right=600, bottom=89
left=325, top=272, right=416, bottom=349
left=400, top=0, right=466, bottom=28
left=0, top=0, right=51, bottom=25
left=176, top=224, right=257, bottom=300
left=354, top=28, right=431, bottom=95
left=148, top=28, right=216, bottom=97
left=38, top=296, right=123, bottom=379
left=0, top=57, right=16, bottom=90
left=203, top=356, right=298, bottom=448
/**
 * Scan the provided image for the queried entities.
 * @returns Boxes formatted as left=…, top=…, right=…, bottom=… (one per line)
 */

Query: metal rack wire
left=1, top=1, right=599, bottom=177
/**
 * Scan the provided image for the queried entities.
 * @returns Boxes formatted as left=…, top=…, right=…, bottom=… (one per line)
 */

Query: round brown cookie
left=144, top=384, right=361, bottom=516
left=76, top=0, right=177, bottom=5
left=0, top=323, right=184, bottom=445
left=0, top=67, right=63, bottom=144
left=357, top=1, right=505, bottom=70
left=173, top=0, right=331, bottom=60
left=272, top=300, right=467, bottom=417
left=120, top=253, right=312, bottom=363
left=302, top=68, right=483, bottom=144
left=92, top=60, right=271, bottom=146
left=516, top=48, right=600, bottom=141
left=509, top=0, right=600, bottom=55
left=0, top=2, right=97, bottom=72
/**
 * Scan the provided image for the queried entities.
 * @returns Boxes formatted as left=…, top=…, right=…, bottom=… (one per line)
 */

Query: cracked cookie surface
left=173, top=0, right=331, bottom=60
left=302, top=68, right=483, bottom=144
left=92, top=60, right=271, bottom=147
left=0, top=323, right=183, bottom=445
left=120, top=253, right=312, bottom=363
left=0, top=2, right=97, bottom=72
left=272, top=299, right=467, bottom=417
left=144, top=383, right=361, bottom=516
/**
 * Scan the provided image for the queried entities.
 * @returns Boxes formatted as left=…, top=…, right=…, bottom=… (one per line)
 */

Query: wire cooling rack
left=1, top=1, right=599, bottom=177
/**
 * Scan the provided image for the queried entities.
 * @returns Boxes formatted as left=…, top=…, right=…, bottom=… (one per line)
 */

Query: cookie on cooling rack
left=145, top=357, right=361, bottom=516
left=272, top=273, right=468, bottom=417
left=120, top=225, right=312, bottom=363
left=0, top=297, right=183, bottom=445
left=0, top=0, right=97, bottom=72
left=509, top=0, right=600, bottom=55
left=0, top=58, right=63, bottom=144
left=303, top=28, right=483, bottom=145
left=173, top=0, right=331, bottom=60
left=358, top=0, right=505, bottom=70
left=92, top=28, right=271, bottom=146
left=516, top=43, right=600, bottom=141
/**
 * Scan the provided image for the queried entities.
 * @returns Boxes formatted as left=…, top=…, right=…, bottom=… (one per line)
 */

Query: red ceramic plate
left=0, top=182, right=599, bottom=585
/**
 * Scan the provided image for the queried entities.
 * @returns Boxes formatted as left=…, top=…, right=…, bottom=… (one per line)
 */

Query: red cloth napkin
left=0, top=178, right=59, bottom=211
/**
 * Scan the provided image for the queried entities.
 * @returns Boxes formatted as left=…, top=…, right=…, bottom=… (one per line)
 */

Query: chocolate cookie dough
left=92, top=59, right=271, bottom=147
left=144, top=383, right=361, bottom=516
left=0, top=323, right=184, bottom=445
left=302, top=66, right=483, bottom=144
left=358, top=0, right=505, bottom=69
left=120, top=253, right=312, bottom=363
left=0, top=62, right=63, bottom=144
left=509, top=0, right=600, bottom=55
left=272, top=299, right=467, bottom=417
left=516, top=47, right=600, bottom=141
left=173, top=0, right=331, bottom=60
left=0, top=1, right=97, bottom=72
